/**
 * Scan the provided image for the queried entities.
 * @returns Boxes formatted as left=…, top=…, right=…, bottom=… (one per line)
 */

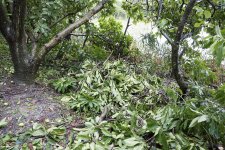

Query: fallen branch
left=98, top=106, right=108, bottom=123
left=71, top=106, right=109, bottom=128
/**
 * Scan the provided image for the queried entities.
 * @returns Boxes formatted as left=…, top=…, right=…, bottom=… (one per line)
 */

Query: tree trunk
left=0, top=0, right=110, bottom=84
left=171, top=0, right=196, bottom=96
left=9, top=43, right=40, bottom=84
left=13, top=64, right=38, bottom=84
left=172, top=44, right=188, bottom=95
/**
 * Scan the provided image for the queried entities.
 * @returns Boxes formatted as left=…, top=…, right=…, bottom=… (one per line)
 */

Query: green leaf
left=61, top=96, right=71, bottom=102
left=32, top=130, right=46, bottom=137
left=211, top=40, right=225, bottom=66
left=159, top=19, right=168, bottom=28
left=123, top=137, right=141, bottom=147
left=189, top=115, right=209, bottom=128
left=90, top=142, right=95, bottom=150
left=101, top=129, right=111, bottom=137
left=194, top=22, right=202, bottom=28
left=85, top=122, right=94, bottom=128
left=197, top=115, right=209, bottom=123
left=204, top=10, right=211, bottom=19
left=154, top=127, right=161, bottom=136
left=215, top=25, right=223, bottom=38
left=33, top=122, right=43, bottom=130
left=0, top=118, right=7, bottom=128
left=47, top=127, right=65, bottom=136
left=189, top=117, right=199, bottom=128
left=158, top=133, right=169, bottom=149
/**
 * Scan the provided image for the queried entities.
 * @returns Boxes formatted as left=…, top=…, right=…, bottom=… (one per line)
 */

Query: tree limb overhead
left=38, top=0, right=110, bottom=61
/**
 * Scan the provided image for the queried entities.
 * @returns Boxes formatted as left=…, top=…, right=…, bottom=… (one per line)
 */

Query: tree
left=0, top=0, right=111, bottom=84
left=122, top=0, right=224, bottom=96
left=158, top=0, right=225, bottom=95
left=164, top=0, right=197, bottom=95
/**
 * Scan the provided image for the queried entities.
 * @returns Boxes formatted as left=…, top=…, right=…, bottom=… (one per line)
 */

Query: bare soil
left=0, top=79, right=75, bottom=135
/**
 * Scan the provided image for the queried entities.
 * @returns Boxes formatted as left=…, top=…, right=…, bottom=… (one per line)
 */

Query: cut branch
left=72, top=106, right=109, bottom=129
left=99, top=106, right=108, bottom=123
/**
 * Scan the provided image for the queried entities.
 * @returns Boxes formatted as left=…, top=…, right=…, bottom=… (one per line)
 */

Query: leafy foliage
left=183, top=55, right=217, bottom=85
left=61, top=60, right=153, bottom=113
left=210, top=26, right=225, bottom=66
left=55, top=60, right=224, bottom=149
left=214, top=84, right=225, bottom=105
left=0, top=36, right=12, bottom=78
left=87, top=17, right=133, bottom=57
left=53, top=77, right=76, bottom=93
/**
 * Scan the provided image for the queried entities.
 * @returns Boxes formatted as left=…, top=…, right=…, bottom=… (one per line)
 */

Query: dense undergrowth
left=1, top=55, right=224, bottom=149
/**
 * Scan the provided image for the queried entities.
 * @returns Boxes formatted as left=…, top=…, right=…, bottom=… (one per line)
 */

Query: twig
left=103, top=51, right=113, bottom=65
left=206, top=0, right=216, bottom=17
left=98, top=106, right=108, bottom=123
left=124, top=17, right=131, bottom=35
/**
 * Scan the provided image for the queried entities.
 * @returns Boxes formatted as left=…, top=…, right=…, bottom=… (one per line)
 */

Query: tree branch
left=146, top=0, right=149, bottom=11
left=12, top=0, right=20, bottom=39
left=82, top=34, right=89, bottom=49
left=48, top=5, right=88, bottom=30
left=206, top=0, right=216, bottom=17
left=179, top=47, right=187, bottom=59
left=37, top=0, right=110, bottom=62
left=124, top=17, right=131, bottom=35
left=98, top=106, right=108, bottom=123
left=18, top=0, right=27, bottom=43
left=157, top=0, right=163, bottom=19
left=70, top=33, right=86, bottom=36
left=160, top=30, right=173, bottom=45
left=180, top=32, right=192, bottom=41
left=10, top=0, right=28, bottom=59
left=175, top=0, right=196, bottom=44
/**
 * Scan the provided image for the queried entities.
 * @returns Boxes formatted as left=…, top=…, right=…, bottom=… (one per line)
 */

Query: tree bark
left=159, top=0, right=196, bottom=95
left=8, top=40, right=39, bottom=84
left=171, top=0, right=196, bottom=95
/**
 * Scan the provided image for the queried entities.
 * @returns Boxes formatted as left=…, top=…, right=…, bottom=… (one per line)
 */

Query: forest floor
left=0, top=78, right=79, bottom=136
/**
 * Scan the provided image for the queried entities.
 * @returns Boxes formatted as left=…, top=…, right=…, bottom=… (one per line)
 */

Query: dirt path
left=0, top=80, right=74, bottom=135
